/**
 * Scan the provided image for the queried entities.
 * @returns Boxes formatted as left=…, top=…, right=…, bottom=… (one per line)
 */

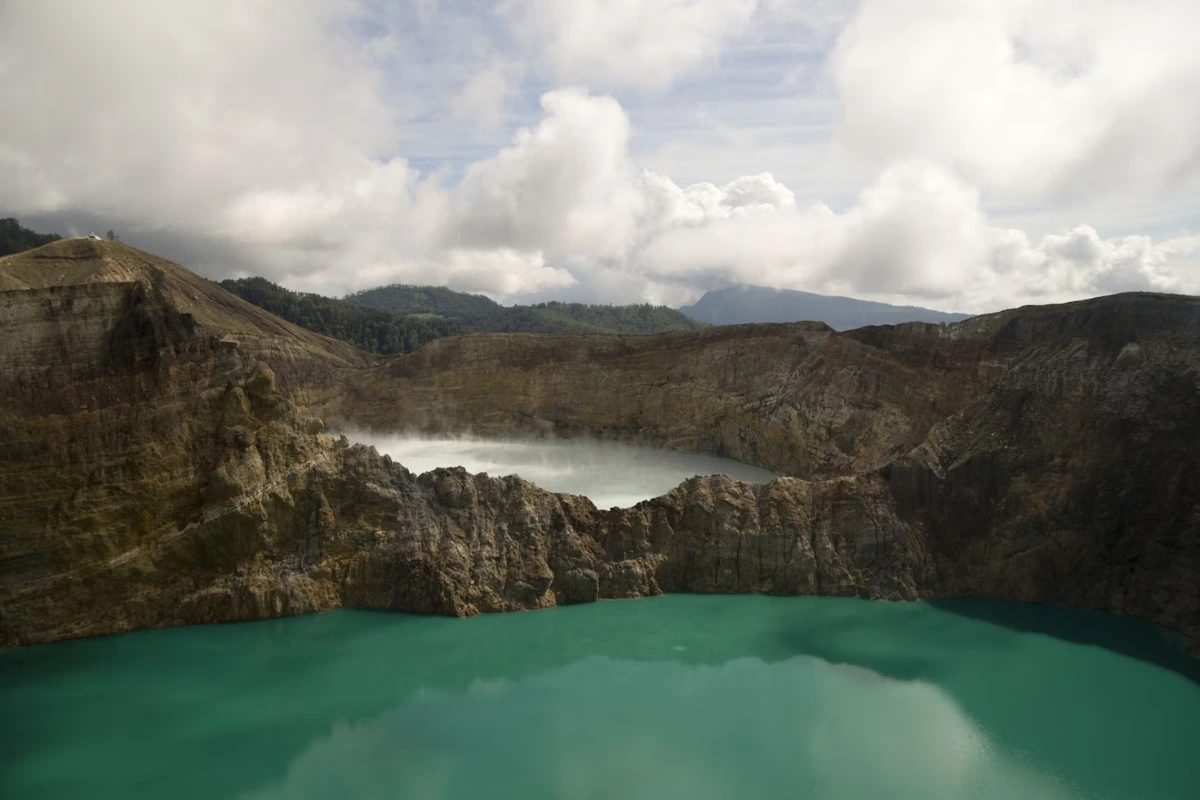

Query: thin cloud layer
left=0, top=0, right=1196, bottom=313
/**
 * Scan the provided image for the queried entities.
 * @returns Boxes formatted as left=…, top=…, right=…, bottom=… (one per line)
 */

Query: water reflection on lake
left=4, top=596, right=1200, bottom=800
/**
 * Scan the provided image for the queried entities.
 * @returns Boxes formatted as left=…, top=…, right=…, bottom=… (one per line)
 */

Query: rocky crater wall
left=1, top=260, right=1198, bottom=659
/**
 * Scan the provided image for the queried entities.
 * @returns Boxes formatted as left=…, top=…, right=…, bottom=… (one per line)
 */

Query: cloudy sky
left=2, top=0, right=1199, bottom=312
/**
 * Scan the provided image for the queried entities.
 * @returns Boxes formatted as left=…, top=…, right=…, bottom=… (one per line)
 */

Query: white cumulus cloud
left=501, top=0, right=761, bottom=90
left=447, top=88, right=645, bottom=259
left=626, top=159, right=1196, bottom=310
left=0, top=0, right=1196, bottom=312
left=832, top=0, right=1200, bottom=203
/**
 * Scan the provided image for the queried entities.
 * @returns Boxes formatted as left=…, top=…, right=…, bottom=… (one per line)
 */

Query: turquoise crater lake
left=3, top=596, right=1199, bottom=799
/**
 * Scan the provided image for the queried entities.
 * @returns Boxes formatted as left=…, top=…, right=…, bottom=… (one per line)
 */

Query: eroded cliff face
left=0, top=344, right=929, bottom=645
left=0, top=242, right=929, bottom=646
left=886, top=297, right=1200, bottom=653
left=1, top=240, right=1198, bottom=658
left=323, top=322, right=992, bottom=479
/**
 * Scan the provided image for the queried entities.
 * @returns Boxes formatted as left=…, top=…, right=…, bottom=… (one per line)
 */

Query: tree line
left=219, top=277, right=462, bottom=355
left=1, top=218, right=121, bottom=255
left=223, top=277, right=706, bottom=355
left=345, top=283, right=705, bottom=335
left=0, top=218, right=62, bottom=256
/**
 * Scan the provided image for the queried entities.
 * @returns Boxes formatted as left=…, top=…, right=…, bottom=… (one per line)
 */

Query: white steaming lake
left=354, top=435, right=778, bottom=509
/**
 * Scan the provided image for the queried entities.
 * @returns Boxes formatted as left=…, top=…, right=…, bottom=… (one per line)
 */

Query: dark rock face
left=1, top=241, right=1198, bottom=659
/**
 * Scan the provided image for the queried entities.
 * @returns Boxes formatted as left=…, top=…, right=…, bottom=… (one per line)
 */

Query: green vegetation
left=218, top=277, right=461, bottom=355
left=347, top=284, right=500, bottom=319
left=222, top=278, right=705, bottom=355
left=2, top=217, right=701, bottom=345
left=1, top=218, right=62, bottom=256
left=346, top=283, right=705, bottom=335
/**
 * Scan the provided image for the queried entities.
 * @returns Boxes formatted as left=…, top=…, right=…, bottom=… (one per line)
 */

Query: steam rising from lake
left=347, top=434, right=778, bottom=508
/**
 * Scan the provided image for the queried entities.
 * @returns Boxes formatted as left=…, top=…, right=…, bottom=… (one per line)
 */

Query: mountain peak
left=0, top=238, right=367, bottom=367
left=0, top=237, right=146, bottom=291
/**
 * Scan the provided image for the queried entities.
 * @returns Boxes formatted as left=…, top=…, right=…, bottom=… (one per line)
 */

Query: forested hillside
left=346, top=284, right=500, bottom=318
left=218, top=277, right=461, bottom=354
left=223, top=278, right=705, bottom=354
left=1, top=218, right=62, bottom=256
left=346, top=283, right=704, bottom=334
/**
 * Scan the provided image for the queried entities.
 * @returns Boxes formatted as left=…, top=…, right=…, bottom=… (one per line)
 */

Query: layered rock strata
left=1, top=240, right=1197, bottom=657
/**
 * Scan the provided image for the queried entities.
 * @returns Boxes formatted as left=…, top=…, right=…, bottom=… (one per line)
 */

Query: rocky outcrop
left=0, top=351, right=926, bottom=644
left=1, top=240, right=1197, bottom=657
left=0, top=398, right=927, bottom=647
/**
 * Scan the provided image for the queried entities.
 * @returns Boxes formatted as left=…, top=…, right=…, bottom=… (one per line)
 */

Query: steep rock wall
left=1, top=246, right=1198, bottom=658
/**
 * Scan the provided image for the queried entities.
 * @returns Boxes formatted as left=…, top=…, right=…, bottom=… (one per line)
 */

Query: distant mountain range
left=679, top=285, right=971, bottom=330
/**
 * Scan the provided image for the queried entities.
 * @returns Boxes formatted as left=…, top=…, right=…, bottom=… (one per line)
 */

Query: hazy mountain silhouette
left=680, top=285, right=971, bottom=330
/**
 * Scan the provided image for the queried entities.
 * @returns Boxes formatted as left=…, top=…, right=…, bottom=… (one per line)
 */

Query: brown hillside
left=0, top=238, right=371, bottom=369
left=1, top=239, right=1198, bottom=665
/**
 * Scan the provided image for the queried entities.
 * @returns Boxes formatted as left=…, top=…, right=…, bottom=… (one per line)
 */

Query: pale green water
left=3, top=596, right=1199, bottom=799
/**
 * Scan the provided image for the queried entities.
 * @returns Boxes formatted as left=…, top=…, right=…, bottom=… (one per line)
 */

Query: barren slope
left=0, top=238, right=371, bottom=383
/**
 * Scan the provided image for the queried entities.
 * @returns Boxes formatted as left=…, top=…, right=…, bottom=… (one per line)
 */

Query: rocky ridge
left=1, top=240, right=1197, bottom=656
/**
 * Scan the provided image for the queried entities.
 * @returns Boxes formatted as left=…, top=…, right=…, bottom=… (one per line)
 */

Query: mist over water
left=346, top=433, right=778, bottom=508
